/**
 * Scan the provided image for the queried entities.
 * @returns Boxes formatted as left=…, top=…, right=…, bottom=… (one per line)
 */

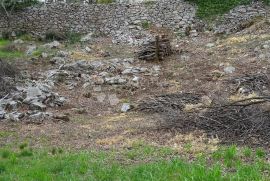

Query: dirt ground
left=1, top=19, right=270, bottom=152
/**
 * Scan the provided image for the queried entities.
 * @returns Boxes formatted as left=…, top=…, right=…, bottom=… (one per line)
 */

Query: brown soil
left=1, top=19, right=270, bottom=152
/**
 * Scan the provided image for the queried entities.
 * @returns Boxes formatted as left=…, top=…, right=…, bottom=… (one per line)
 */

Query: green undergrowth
left=0, top=143, right=269, bottom=181
left=0, top=39, right=23, bottom=59
left=187, top=0, right=270, bottom=20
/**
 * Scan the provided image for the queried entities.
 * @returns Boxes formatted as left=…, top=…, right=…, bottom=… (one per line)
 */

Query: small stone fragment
left=224, top=66, right=236, bottom=74
left=121, top=103, right=133, bottom=112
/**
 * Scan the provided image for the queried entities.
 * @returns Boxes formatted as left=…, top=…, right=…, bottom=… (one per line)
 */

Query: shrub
left=19, top=34, right=33, bottom=41
left=66, top=32, right=81, bottom=44
left=45, top=31, right=81, bottom=44
left=1, top=31, right=12, bottom=40
left=45, top=31, right=67, bottom=41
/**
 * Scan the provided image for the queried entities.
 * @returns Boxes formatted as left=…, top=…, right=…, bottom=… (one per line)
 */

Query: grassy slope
left=0, top=144, right=269, bottom=181
left=187, top=0, right=270, bottom=19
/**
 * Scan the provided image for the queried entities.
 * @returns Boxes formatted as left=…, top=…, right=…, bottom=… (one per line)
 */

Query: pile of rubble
left=45, top=55, right=161, bottom=90
left=0, top=81, right=66, bottom=123
left=112, top=29, right=154, bottom=46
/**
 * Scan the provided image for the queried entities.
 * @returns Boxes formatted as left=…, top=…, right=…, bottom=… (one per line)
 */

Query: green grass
left=0, top=39, right=23, bottom=59
left=187, top=0, right=270, bottom=19
left=0, top=144, right=269, bottom=181
left=141, top=21, right=151, bottom=30
left=0, top=39, right=9, bottom=47
left=97, top=0, right=114, bottom=4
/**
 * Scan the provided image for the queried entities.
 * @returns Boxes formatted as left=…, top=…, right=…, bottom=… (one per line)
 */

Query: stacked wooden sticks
left=137, top=35, right=172, bottom=61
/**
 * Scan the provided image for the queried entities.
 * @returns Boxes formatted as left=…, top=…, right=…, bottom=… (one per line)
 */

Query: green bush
left=1, top=31, right=12, bottom=40
left=66, top=32, right=81, bottom=44
left=45, top=31, right=67, bottom=41
left=45, top=31, right=81, bottom=44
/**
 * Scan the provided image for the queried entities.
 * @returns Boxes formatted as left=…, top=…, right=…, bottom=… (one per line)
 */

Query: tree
left=0, top=0, right=37, bottom=37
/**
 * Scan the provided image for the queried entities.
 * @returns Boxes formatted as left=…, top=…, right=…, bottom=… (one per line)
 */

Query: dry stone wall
left=0, top=0, right=196, bottom=37
left=214, top=2, right=267, bottom=34
left=0, top=0, right=269, bottom=41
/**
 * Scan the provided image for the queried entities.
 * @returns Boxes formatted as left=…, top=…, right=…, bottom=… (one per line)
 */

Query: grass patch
left=143, top=0, right=156, bottom=7
left=141, top=21, right=151, bottom=30
left=0, top=51, right=23, bottom=59
left=0, top=39, right=9, bottom=47
left=0, top=39, right=23, bottom=59
left=97, top=0, right=114, bottom=4
left=66, top=32, right=81, bottom=44
left=0, top=131, right=15, bottom=138
left=187, top=0, right=270, bottom=19
left=44, top=31, right=81, bottom=44
left=0, top=145, right=269, bottom=180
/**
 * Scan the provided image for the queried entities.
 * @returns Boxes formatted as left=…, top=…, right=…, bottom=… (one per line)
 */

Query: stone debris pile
left=0, top=81, right=66, bottom=122
left=45, top=57, right=161, bottom=90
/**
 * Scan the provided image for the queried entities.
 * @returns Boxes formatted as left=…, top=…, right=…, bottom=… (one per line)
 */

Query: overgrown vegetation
left=0, top=39, right=23, bottom=59
left=44, top=31, right=81, bottom=44
left=187, top=0, right=270, bottom=19
left=143, top=0, right=156, bottom=7
left=141, top=21, right=151, bottom=30
left=0, top=0, right=38, bottom=12
left=1, top=30, right=31, bottom=40
left=96, top=0, right=114, bottom=4
left=0, top=144, right=269, bottom=180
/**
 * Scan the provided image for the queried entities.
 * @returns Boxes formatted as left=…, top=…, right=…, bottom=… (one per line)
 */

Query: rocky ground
left=1, top=17, right=270, bottom=153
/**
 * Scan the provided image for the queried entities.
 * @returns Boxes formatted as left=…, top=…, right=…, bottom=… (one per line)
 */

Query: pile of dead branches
left=138, top=93, right=270, bottom=147
left=137, top=93, right=201, bottom=113
left=228, top=73, right=270, bottom=94
left=196, top=97, right=270, bottom=146
left=137, top=35, right=172, bottom=61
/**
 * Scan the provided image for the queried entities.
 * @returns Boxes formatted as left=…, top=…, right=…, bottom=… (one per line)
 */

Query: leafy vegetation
left=0, top=144, right=269, bottom=181
left=65, top=32, right=81, bottom=44
left=187, top=0, right=270, bottom=19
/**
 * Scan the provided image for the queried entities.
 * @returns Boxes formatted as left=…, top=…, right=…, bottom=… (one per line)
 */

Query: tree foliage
left=0, top=0, right=37, bottom=14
